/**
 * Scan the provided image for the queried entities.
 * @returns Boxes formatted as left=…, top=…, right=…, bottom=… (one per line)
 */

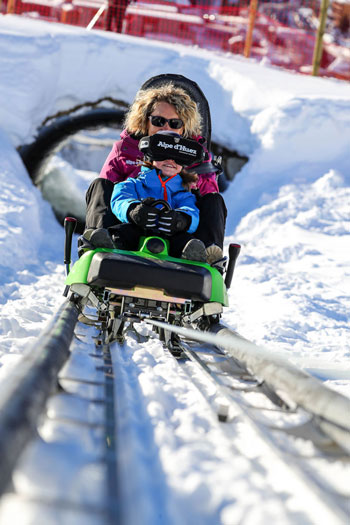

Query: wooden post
left=6, top=0, right=16, bottom=14
left=312, top=0, right=330, bottom=76
left=244, top=0, right=258, bottom=58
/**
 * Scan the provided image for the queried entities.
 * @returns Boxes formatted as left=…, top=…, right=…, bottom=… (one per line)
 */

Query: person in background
left=105, top=0, right=130, bottom=33
left=83, top=82, right=227, bottom=264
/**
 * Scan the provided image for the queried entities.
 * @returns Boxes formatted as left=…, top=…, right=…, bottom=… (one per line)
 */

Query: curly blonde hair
left=124, top=83, right=202, bottom=138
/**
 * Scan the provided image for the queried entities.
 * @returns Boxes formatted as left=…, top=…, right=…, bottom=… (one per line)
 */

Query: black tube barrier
left=18, top=107, right=126, bottom=186
left=0, top=300, right=79, bottom=496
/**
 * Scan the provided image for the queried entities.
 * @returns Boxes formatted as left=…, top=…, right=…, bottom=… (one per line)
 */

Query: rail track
left=0, top=302, right=349, bottom=524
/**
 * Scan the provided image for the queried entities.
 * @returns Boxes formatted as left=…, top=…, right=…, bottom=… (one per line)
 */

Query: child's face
left=153, top=159, right=182, bottom=177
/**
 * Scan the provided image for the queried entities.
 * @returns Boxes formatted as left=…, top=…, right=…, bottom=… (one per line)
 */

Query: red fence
left=2, top=0, right=350, bottom=81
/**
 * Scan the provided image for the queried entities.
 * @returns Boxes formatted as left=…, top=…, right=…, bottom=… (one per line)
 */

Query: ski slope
left=0, top=14, right=349, bottom=524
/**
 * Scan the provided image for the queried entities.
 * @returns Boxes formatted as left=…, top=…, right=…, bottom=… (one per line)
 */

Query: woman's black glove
left=128, top=198, right=159, bottom=229
left=158, top=210, right=190, bottom=236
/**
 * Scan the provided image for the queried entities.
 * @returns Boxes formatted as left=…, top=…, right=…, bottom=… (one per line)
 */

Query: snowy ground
left=0, top=14, right=349, bottom=525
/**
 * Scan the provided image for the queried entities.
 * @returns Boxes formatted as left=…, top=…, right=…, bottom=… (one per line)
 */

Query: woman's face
left=147, top=102, right=184, bottom=136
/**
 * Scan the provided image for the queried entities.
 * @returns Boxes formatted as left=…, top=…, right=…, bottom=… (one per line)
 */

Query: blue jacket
left=110, top=166, right=199, bottom=233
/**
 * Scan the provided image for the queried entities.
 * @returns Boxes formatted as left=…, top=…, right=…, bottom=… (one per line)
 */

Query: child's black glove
left=158, top=210, right=190, bottom=236
left=128, top=198, right=159, bottom=229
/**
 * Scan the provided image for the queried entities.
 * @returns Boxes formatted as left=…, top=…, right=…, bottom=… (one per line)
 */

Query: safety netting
left=2, top=0, right=350, bottom=81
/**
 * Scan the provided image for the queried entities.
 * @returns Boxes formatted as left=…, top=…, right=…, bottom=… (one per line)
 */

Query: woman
left=83, top=82, right=227, bottom=263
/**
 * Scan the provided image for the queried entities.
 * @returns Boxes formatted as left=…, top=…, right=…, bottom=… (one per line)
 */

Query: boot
left=206, top=244, right=223, bottom=265
left=182, top=239, right=207, bottom=263
left=83, top=228, right=115, bottom=249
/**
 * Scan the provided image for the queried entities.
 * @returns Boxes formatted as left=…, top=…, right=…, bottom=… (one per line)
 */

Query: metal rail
left=0, top=300, right=79, bottom=496
left=0, top=307, right=119, bottom=524
left=169, top=336, right=350, bottom=523
left=145, top=319, right=350, bottom=454
left=2, top=303, right=348, bottom=522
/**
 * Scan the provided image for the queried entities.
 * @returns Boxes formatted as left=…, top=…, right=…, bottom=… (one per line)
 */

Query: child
left=109, top=141, right=208, bottom=262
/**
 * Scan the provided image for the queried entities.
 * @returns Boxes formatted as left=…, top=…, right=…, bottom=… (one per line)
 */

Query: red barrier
left=2, top=0, right=350, bottom=82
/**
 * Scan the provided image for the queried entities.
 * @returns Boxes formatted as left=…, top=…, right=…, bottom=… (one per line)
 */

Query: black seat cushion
left=87, top=252, right=212, bottom=302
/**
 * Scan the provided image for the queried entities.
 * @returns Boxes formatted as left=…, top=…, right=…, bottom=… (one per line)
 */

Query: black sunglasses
left=149, top=115, right=184, bottom=130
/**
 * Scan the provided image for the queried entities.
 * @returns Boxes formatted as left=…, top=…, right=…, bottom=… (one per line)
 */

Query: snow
left=0, top=13, right=349, bottom=525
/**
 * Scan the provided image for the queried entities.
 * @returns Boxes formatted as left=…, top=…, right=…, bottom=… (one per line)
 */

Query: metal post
left=244, top=0, right=258, bottom=58
left=312, top=0, right=330, bottom=76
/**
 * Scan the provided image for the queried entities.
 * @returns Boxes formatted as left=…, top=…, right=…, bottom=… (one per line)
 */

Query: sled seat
left=87, top=252, right=212, bottom=302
